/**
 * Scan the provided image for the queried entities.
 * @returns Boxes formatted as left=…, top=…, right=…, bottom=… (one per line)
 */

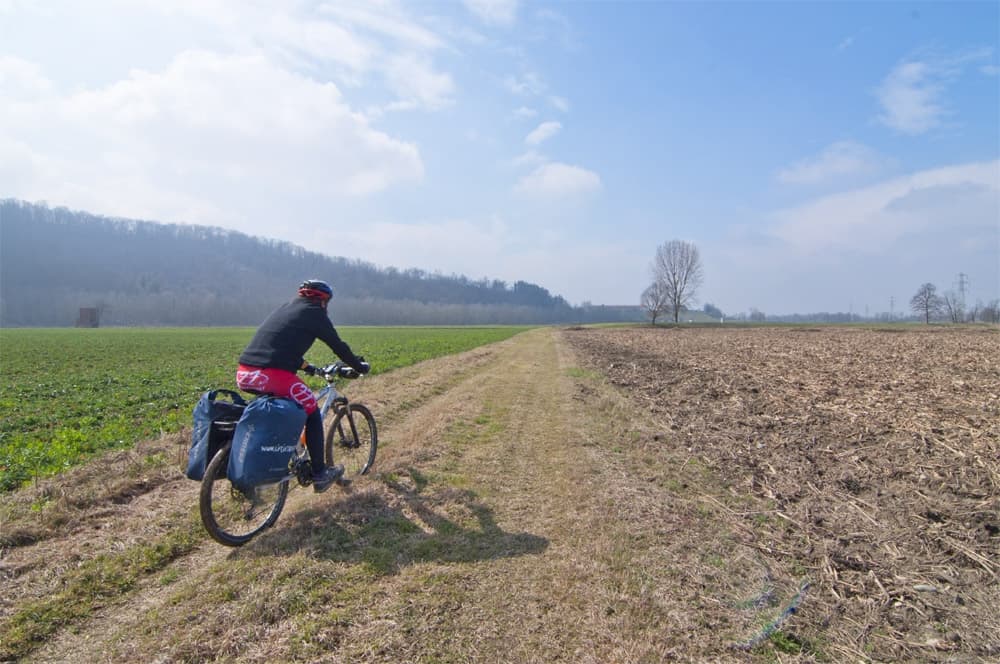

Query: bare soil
left=564, top=324, right=1000, bottom=662
left=1, top=325, right=996, bottom=663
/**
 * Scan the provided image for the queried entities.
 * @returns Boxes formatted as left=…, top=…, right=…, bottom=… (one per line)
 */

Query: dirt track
left=2, top=326, right=997, bottom=663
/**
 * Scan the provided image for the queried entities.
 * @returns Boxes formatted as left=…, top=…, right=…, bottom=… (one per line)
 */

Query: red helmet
left=298, top=279, right=333, bottom=301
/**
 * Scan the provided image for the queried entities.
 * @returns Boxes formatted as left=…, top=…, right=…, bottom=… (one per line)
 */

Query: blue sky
left=2, top=1, right=997, bottom=315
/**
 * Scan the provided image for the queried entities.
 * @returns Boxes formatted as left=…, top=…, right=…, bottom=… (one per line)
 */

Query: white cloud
left=534, top=8, right=577, bottom=51
left=269, top=13, right=376, bottom=73
left=511, top=150, right=546, bottom=168
left=514, top=162, right=601, bottom=197
left=0, top=50, right=424, bottom=225
left=124, top=1, right=453, bottom=112
left=504, top=71, right=545, bottom=96
left=0, top=55, right=52, bottom=96
left=770, top=160, right=999, bottom=256
left=777, top=141, right=892, bottom=185
left=462, top=0, right=519, bottom=27
left=548, top=95, right=569, bottom=112
left=705, top=161, right=1000, bottom=314
left=876, top=60, right=948, bottom=134
left=513, top=105, right=537, bottom=119
left=876, top=51, right=993, bottom=134
left=524, top=120, right=561, bottom=146
left=503, top=71, right=569, bottom=119
left=981, top=64, right=1000, bottom=76
left=383, top=53, right=455, bottom=111
left=316, top=3, right=445, bottom=52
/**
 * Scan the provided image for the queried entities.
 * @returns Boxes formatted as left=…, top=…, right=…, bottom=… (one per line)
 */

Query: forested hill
left=0, top=200, right=640, bottom=326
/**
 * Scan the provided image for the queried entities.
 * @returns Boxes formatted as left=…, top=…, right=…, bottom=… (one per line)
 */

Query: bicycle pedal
left=336, top=476, right=352, bottom=487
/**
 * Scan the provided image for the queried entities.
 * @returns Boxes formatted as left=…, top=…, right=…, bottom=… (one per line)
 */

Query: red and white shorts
left=236, top=364, right=317, bottom=414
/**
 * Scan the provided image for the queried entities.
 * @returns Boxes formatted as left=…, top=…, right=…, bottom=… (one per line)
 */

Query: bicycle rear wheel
left=199, top=444, right=289, bottom=547
left=325, top=403, right=377, bottom=477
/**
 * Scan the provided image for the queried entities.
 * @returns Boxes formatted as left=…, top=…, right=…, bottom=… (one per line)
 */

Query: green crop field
left=0, top=326, right=530, bottom=491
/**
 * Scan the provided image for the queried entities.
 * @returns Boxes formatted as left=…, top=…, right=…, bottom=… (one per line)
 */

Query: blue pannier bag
left=227, top=397, right=306, bottom=492
left=187, top=389, right=247, bottom=481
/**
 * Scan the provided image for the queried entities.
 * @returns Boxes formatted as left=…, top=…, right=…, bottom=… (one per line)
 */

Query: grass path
left=3, top=328, right=772, bottom=663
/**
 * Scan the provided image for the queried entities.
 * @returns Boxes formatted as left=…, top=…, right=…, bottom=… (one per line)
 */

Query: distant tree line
left=910, top=281, right=999, bottom=324
left=727, top=280, right=999, bottom=324
left=0, top=200, right=644, bottom=327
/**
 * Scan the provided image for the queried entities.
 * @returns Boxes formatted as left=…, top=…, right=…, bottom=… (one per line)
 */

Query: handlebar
left=318, top=361, right=369, bottom=380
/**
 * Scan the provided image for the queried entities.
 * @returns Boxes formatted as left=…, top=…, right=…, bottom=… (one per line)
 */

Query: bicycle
left=199, top=361, right=378, bottom=547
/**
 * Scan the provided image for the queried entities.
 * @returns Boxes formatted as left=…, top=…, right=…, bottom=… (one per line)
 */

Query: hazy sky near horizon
left=2, top=1, right=997, bottom=314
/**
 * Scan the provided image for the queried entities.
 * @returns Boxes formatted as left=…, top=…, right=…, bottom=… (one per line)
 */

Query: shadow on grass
left=236, top=468, right=548, bottom=575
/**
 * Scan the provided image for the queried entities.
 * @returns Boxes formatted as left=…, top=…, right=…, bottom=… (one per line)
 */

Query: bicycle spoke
left=325, top=403, right=377, bottom=477
left=200, top=447, right=289, bottom=547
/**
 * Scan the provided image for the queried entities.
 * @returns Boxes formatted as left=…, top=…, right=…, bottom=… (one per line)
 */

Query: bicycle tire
left=199, top=444, right=289, bottom=547
left=325, top=403, right=377, bottom=477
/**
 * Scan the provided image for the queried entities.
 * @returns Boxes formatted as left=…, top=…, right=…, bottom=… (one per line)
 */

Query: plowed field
left=565, top=325, right=999, bottom=661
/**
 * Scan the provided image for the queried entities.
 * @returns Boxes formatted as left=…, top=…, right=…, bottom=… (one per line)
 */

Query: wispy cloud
left=876, top=60, right=948, bottom=134
left=524, top=120, right=561, bottom=146
left=513, top=105, right=537, bottom=119
left=382, top=53, right=455, bottom=111
left=505, top=71, right=545, bottom=96
left=534, top=8, right=578, bottom=51
left=319, top=3, right=445, bottom=52
left=514, top=162, right=601, bottom=197
left=707, top=160, right=1000, bottom=313
left=876, top=49, right=993, bottom=134
left=462, top=0, right=519, bottom=27
left=770, top=160, right=999, bottom=256
left=548, top=95, right=569, bottom=112
left=777, top=141, right=892, bottom=185
left=511, top=150, right=546, bottom=168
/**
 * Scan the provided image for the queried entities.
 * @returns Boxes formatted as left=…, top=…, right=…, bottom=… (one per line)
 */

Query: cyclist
left=237, top=279, right=370, bottom=493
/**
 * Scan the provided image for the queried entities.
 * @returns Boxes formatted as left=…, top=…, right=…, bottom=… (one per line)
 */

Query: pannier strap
left=206, top=389, right=247, bottom=405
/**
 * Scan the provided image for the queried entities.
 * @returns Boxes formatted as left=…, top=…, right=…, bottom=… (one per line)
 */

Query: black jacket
left=239, top=298, right=364, bottom=373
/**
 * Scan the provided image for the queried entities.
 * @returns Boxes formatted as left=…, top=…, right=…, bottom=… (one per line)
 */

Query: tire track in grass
left=321, top=327, right=699, bottom=662
left=9, top=328, right=753, bottom=662
left=7, top=335, right=521, bottom=661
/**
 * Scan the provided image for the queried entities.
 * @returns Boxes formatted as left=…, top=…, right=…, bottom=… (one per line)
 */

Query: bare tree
left=640, top=281, right=670, bottom=325
left=941, top=290, right=964, bottom=323
left=968, top=299, right=981, bottom=323
left=910, top=283, right=942, bottom=324
left=651, top=240, right=703, bottom=323
left=982, top=299, right=1000, bottom=324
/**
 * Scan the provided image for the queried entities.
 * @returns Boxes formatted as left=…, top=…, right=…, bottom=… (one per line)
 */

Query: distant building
left=76, top=307, right=100, bottom=327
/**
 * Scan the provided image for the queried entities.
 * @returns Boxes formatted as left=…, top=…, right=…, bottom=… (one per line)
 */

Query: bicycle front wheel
left=199, top=444, right=289, bottom=547
left=325, top=403, right=377, bottom=477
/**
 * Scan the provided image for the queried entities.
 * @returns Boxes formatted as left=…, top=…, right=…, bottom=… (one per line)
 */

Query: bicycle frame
left=282, top=371, right=365, bottom=486
left=314, top=380, right=346, bottom=421
left=313, top=377, right=365, bottom=461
